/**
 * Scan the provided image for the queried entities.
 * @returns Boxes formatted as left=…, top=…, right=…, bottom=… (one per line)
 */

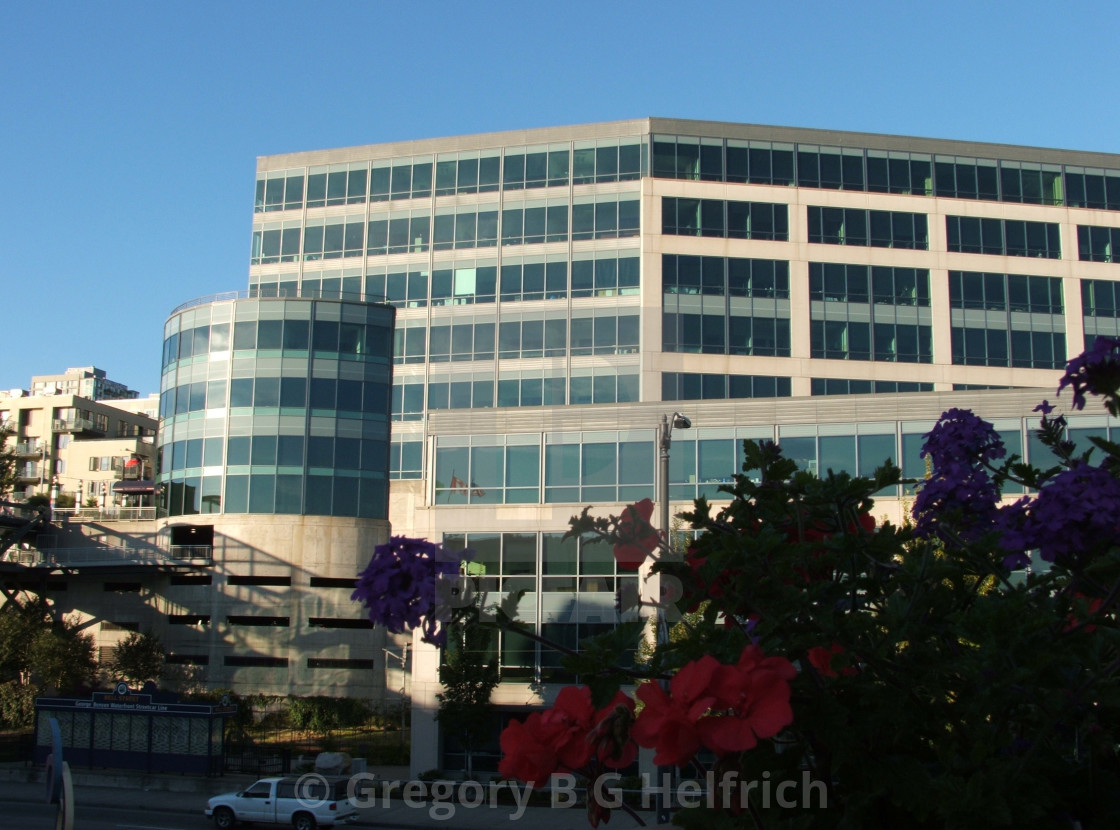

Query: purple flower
left=911, top=410, right=1006, bottom=543
left=352, top=536, right=467, bottom=646
left=997, top=465, right=1120, bottom=567
left=921, top=409, right=1006, bottom=470
left=1057, top=337, right=1120, bottom=412
left=912, top=461, right=1001, bottom=543
left=1033, top=400, right=1054, bottom=415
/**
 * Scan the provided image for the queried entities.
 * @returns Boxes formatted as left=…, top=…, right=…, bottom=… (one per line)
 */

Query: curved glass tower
left=158, top=294, right=395, bottom=518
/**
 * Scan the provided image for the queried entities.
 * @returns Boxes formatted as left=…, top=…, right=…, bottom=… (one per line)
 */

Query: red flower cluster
left=612, top=498, right=661, bottom=571
left=1065, top=593, right=1106, bottom=633
left=498, top=686, right=636, bottom=784
left=630, top=646, right=796, bottom=766
left=808, top=642, right=858, bottom=678
left=685, top=544, right=738, bottom=605
left=788, top=511, right=876, bottom=584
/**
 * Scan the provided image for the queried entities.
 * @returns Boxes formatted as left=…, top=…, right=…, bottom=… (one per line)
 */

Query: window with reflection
left=947, top=217, right=1060, bottom=259
left=810, top=378, right=933, bottom=395
left=663, top=198, right=788, bottom=241
left=1077, top=225, right=1120, bottom=263
left=951, top=326, right=1066, bottom=369
left=949, top=272, right=1062, bottom=313
left=571, top=254, right=639, bottom=298
left=499, top=258, right=569, bottom=302
left=661, top=373, right=791, bottom=401
left=664, top=255, right=789, bottom=298
left=808, top=207, right=928, bottom=249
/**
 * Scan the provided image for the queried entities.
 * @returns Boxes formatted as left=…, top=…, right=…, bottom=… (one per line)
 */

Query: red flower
left=1065, top=593, right=1106, bottom=633
left=787, top=512, right=875, bottom=584
left=849, top=512, right=876, bottom=535
left=540, top=685, right=599, bottom=769
left=498, top=713, right=564, bottom=784
left=808, top=642, right=857, bottom=678
left=686, top=544, right=739, bottom=607
left=631, top=655, right=720, bottom=766
left=498, top=687, right=638, bottom=784
left=697, top=645, right=797, bottom=756
left=588, top=691, right=638, bottom=769
left=613, top=498, right=661, bottom=571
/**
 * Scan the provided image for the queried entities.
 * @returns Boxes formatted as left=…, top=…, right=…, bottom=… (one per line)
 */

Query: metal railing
left=1, top=545, right=212, bottom=568
left=169, top=290, right=255, bottom=315
left=52, top=506, right=159, bottom=523
left=52, top=417, right=106, bottom=434
left=168, top=545, right=213, bottom=560
left=15, top=464, right=41, bottom=480
left=0, top=502, right=46, bottom=522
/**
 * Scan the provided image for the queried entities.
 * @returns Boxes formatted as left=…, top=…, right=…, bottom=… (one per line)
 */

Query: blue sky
left=2, top=0, right=1118, bottom=395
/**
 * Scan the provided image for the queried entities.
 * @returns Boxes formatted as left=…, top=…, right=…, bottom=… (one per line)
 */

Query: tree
left=28, top=624, right=97, bottom=694
left=0, top=425, right=16, bottom=498
left=0, top=595, right=52, bottom=683
left=436, top=604, right=499, bottom=779
left=0, top=596, right=97, bottom=697
left=109, top=629, right=165, bottom=687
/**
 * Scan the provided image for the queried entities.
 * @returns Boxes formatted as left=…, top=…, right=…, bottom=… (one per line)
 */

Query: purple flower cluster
left=913, top=467, right=1001, bottom=543
left=920, top=408, right=1006, bottom=469
left=913, top=409, right=1006, bottom=542
left=998, top=464, right=1120, bottom=568
left=352, top=536, right=466, bottom=646
left=1058, top=336, right=1120, bottom=412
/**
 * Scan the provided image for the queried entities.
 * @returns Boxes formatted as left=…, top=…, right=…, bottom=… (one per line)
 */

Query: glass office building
left=158, top=295, right=395, bottom=519
left=250, top=118, right=1120, bottom=772
left=146, top=293, right=396, bottom=698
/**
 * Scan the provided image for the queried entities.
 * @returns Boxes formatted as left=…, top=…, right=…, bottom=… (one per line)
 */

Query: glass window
left=819, top=435, right=856, bottom=476
left=226, top=436, right=250, bottom=466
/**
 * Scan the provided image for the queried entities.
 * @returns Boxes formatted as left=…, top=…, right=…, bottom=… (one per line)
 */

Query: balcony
left=13, top=441, right=42, bottom=456
left=52, top=417, right=107, bottom=436
left=15, top=464, right=42, bottom=482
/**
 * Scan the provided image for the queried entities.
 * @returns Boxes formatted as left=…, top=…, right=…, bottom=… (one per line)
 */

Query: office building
left=250, top=117, right=1120, bottom=772
left=6, top=118, right=1120, bottom=772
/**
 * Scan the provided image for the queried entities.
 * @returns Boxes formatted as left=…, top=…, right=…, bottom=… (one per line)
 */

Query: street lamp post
left=655, top=411, right=689, bottom=824
left=658, top=412, right=691, bottom=546
left=383, top=645, right=410, bottom=741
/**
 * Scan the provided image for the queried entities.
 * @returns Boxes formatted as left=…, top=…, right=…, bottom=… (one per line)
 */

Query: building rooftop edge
left=256, top=116, right=1120, bottom=171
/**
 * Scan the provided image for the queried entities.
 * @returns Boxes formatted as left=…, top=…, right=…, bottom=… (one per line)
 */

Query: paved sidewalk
left=0, top=764, right=659, bottom=829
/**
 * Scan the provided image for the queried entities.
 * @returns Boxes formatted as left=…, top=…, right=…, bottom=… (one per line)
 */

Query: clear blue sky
left=3, top=1, right=1118, bottom=395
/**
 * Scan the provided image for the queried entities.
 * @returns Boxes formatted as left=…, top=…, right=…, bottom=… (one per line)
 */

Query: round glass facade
left=158, top=296, right=395, bottom=518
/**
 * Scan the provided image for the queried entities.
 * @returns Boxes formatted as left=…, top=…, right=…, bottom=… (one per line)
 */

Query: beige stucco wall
left=6, top=514, right=401, bottom=699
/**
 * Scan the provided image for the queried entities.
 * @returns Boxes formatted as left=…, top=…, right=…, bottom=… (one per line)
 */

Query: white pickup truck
left=205, top=776, right=358, bottom=830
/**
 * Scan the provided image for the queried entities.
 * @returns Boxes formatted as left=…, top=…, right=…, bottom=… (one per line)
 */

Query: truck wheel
left=213, top=807, right=236, bottom=830
left=292, top=813, right=316, bottom=830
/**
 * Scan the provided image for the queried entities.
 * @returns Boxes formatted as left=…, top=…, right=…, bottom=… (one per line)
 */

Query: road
left=10, top=802, right=209, bottom=830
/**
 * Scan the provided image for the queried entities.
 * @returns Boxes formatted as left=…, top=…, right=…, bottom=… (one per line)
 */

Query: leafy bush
left=286, top=695, right=371, bottom=734
left=0, top=681, right=36, bottom=728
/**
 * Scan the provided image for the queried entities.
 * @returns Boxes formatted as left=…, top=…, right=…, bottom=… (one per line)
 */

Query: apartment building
left=0, top=387, right=156, bottom=505
left=29, top=366, right=139, bottom=402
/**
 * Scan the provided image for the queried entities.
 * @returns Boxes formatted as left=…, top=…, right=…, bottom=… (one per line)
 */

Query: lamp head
left=672, top=413, right=692, bottom=430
